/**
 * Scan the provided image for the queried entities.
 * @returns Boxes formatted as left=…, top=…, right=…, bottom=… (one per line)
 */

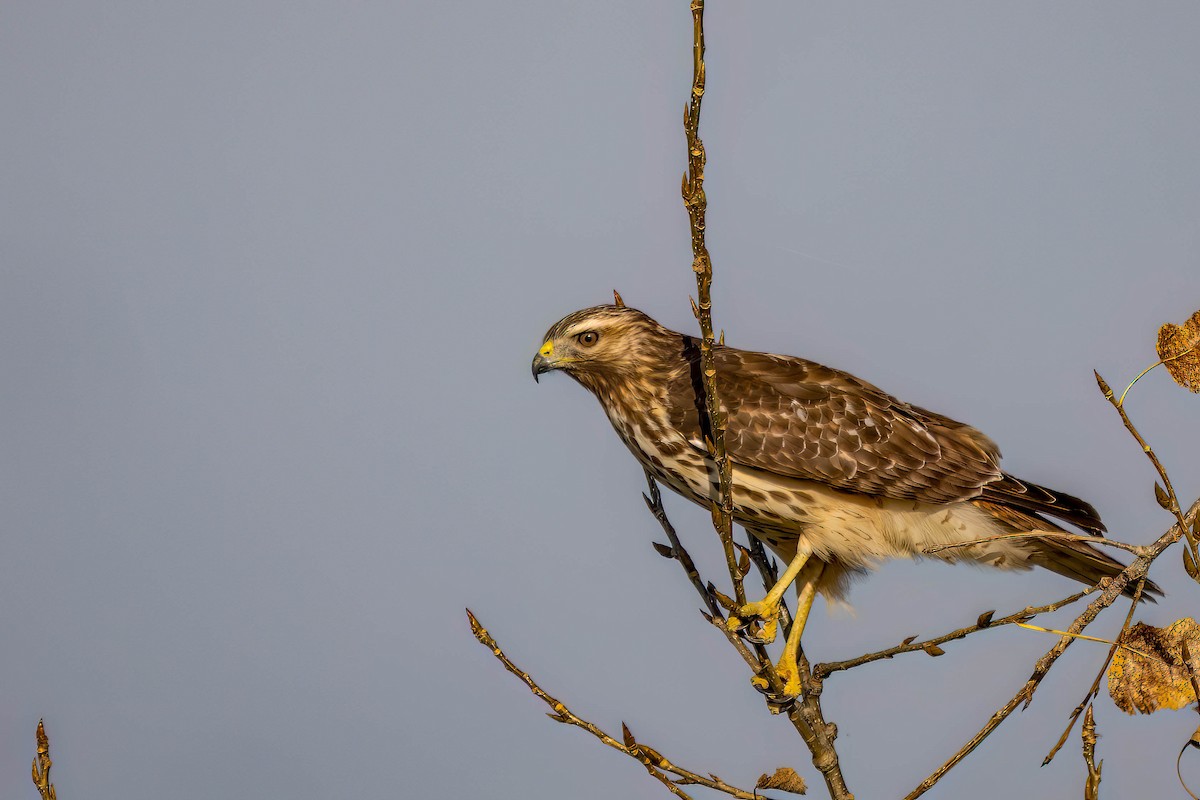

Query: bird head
left=532, top=303, right=674, bottom=388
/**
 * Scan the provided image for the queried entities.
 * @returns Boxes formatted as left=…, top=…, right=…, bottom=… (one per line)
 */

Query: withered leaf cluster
left=756, top=767, right=808, bottom=795
left=1109, top=618, right=1200, bottom=714
left=1157, top=309, right=1200, bottom=393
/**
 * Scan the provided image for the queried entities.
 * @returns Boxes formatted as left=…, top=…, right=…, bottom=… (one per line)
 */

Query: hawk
left=532, top=300, right=1160, bottom=698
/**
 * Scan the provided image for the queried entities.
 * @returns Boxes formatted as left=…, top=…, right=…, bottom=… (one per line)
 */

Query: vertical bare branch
left=680, top=0, right=743, bottom=608
left=675, top=8, right=854, bottom=797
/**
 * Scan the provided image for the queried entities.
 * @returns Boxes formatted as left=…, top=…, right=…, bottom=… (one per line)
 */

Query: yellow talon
left=747, top=559, right=826, bottom=704
left=754, top=616, right=779, bottom=644
left=725, top=545, right=813, bottom=641
left=736, top=598, right=779, bottom=620
left=726, top=601, right=781, bottom=642
left=774, top=654, right=803, bottom=700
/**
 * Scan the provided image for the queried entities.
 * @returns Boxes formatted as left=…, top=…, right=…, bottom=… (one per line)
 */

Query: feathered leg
left=753, top=560, right=823, bottom=700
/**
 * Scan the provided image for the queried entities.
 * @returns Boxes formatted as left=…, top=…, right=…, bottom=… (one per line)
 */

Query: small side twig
left=1098, top=369, right=1200, bottom=579
left=925, top=531, right=1146, bottom=558
left=1082, top=705, right=1102, bottom=800
left=466, top=609, right=764, bottom=800
left=1097, top=371, right=1191, bottom=536
left=814, top=588, right=1093, bottom=679
left=32, top=719, right=57, bottom=800
left=643, top=470, right=724, bottom=621
left=642, top=470, right=762, bottom=672
left=1042, top=578, right=1145, bottom=767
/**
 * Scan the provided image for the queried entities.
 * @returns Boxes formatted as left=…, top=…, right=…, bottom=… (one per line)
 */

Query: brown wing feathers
left=669, top=346, right=1004, bottom=504
left=668, top=341, right=1161, bottom=599
left=980, top=475, right=1106, bottom=535
left=699, top=346, right=1108, bottom=535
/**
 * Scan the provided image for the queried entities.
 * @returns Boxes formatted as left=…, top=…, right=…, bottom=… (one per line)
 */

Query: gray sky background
left=2, top=3, right=1199, bottom=798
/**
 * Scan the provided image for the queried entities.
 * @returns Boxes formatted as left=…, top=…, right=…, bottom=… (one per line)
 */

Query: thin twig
left=1098, top=369, right=1200, bottom=580
left=32, top=719, right=57, bottom=800
left=642, top=470, right=762, bottom=672
left=1081, top=705, right=1102, bottom=800
left=643, top=470, right=724, bottom=621
left=1096, top=371, right=1190, bottom=535
left=466, top=609, right=763, bottom=800
left=814, top=588, right=1093, bottom=678
left=924, top=531, right=1146, bottom=557
left=1042, top=579, right=1146, bottom=766
left=1012, top=620, right=1163, bottom=662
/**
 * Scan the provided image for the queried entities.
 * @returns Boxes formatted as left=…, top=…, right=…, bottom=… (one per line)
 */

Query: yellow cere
left=539, top=341, right=554, bottom=357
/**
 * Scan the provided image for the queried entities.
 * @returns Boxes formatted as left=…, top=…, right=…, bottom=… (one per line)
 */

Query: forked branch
left=905, top=483, right=1200, bottom=796
left=814, top=587, right=1094, bottom=679
left=466, top=609, right=763, bottom=800
left=642, top=469, right=853, bottom=799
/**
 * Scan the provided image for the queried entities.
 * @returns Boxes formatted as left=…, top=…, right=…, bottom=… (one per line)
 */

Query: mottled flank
left=534, top=305, right=1161, bottom=602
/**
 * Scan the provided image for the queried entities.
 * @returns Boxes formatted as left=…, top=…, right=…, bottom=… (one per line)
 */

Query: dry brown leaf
left=756, top=766, right=808, bottom=795
left=1157, top=309, right=1200, bottom=393
left=1109, top=618, right=1200, bottom=714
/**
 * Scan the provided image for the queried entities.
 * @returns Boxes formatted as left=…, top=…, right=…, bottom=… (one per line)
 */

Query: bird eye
left=577, top=331, right=600, bottom=347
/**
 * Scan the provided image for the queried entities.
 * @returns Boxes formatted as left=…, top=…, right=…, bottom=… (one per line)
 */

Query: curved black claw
left=729, top=613, right=779, bottom=645
left=741, top=621, right=774, bottom=645
left=750, top=677, right=799, bottom=709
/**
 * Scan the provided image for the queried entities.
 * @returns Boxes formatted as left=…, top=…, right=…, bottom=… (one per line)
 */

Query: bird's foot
left=724, top=598, right=783, bottom=644
left=775, top=655, right=802, bottom=700
left=749, top=655, right=803, bottom=705
left=741, top=617, right=778, bottom=645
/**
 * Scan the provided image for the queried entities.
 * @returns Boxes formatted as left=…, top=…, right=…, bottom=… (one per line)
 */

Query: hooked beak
left=532, top=340, right=558, bottom=383
left=532, top=353, right=553, bottom=382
